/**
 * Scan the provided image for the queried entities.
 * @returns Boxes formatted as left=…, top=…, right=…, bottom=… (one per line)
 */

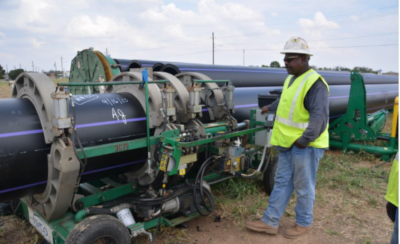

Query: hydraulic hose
left=193, top=157, right=216, bottom=215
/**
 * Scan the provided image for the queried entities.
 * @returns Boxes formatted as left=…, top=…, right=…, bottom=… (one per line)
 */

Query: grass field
left=0, top=80, right=396, bottom=244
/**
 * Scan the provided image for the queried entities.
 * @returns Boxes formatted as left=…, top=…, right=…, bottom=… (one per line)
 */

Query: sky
left=0, top=0, right=398, bottom=73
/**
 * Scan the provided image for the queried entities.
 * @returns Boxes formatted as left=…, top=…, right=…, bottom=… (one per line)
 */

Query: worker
left=245, top=37, right=329, bottom=239
left=386, top=153, right=398, bottom=244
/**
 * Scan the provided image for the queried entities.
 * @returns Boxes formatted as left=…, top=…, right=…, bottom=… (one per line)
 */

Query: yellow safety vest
left=386, top=153, right=399, bottom=207
left=271, top=69, right=329, bottom=148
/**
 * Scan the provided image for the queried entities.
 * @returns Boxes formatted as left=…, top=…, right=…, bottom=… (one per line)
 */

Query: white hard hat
left=280, top=37, right=313, bottom=56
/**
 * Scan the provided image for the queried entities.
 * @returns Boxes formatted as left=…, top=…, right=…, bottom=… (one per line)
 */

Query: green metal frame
left=19, top=72, right=267, bottom=243
left=328, top=71, right=397, bottom=161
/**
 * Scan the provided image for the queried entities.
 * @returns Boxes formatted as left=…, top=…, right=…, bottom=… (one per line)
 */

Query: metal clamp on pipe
left=51, top=86, right=72, bottom=137
left=188, top=83, right=203, bottom=118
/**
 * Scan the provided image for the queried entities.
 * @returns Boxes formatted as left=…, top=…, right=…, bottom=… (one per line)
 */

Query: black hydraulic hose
left=193, top=157, right=215, bottom=215
left=199, top=163, right=215, bottom=213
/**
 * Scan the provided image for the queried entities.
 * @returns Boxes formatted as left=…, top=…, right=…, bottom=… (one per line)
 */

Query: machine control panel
left=255, top=109, right=275, bottom=147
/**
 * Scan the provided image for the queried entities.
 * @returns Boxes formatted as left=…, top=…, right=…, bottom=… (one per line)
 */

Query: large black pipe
left=0, top=93, right=148, bottom=202
left=232, top=84, right=398, bottom=122
left=113, top=58, right=397, bottom=87
left=161, top=63, right=398, bottom=86
left=113, top=59, right=165, bottom=72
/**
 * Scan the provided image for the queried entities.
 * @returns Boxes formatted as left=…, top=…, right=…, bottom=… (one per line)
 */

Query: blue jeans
left=391, top=208, right=398, bottom=244
left=262, top=146, right=324, bottom=228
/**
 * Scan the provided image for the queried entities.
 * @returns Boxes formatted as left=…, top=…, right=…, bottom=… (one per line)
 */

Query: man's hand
left=261, top=106, right=269, bottom=114
left=294, top=140, right=306, bottom=149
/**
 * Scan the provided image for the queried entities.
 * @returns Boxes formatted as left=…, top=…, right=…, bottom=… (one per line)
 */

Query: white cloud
left=66, top=15, right=128, bottom=38
left=350, top=15, right=360, bottom=21
left=28, top=38, right=45, bottom=48
left=198, top=0, right=263, bottom=21
left=2, top=0, right=54, bottom=33
left=298, top=12, right=340, bottom=30
left=271, top=12, right=279, bottom=17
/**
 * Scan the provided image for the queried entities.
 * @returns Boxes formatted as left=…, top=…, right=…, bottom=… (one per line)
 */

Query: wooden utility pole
left=212, top=32, right=215, bottom=65
left=54, top=62, right=57, bottom=78
left=61, top=56, right=64, bottom=78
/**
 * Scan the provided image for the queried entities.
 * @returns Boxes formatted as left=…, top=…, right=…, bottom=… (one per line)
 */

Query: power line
left=217, top=9, right=398, bottom=39
left=216, top=43, right=398, bottom=52
left=221, top=32, right=399, bottom=47
left=202, top=4, right=398, bottom=35
left=111, top=38, right=208, bottom=53
left=153, top=50, right=211, bottom=59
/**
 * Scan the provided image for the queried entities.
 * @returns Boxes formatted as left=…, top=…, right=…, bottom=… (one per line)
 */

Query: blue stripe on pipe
left=0, top=159, right=147, bottom=194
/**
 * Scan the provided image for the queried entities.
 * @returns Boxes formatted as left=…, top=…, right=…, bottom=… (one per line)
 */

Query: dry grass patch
left=0, top=81, right=11, bottom=99
left=0, top=216, right=42, bottom=244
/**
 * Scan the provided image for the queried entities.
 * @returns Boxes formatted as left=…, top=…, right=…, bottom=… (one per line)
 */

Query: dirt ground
left=0, top=80, right=396, bottom=244
left=164, top=191, right=392, bottom=244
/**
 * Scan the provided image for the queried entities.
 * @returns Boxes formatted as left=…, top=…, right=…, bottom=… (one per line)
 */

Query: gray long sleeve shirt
left=267, top=76, right=329, bottom=149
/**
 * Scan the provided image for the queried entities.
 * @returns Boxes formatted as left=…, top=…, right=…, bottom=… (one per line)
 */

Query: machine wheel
left=65, top=215, right=131, bottom=244
left=262, top=155, right=279, bottom=195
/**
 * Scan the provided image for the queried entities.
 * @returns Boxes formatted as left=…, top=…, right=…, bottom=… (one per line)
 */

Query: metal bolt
left=98, top=195, right=105, bottom=202
left=76, top=201, right=84, bottom=210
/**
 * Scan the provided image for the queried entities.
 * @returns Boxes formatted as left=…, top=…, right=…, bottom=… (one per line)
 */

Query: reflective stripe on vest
left=275, top=71, right=316, bottom=129
left=275, top=116, right=309, bottom=129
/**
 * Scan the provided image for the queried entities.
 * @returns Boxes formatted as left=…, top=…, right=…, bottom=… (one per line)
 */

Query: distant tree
left=0, top=65, right=4, bottom=79
left=352, top=66, right=377, bottom=74
left=334, top=66, right=351, bottom=72
left=270, top=61, right=281, bottom=68
left=261, top=64, right=269, bottom=68
left=9, top=69, right=25, bottom=80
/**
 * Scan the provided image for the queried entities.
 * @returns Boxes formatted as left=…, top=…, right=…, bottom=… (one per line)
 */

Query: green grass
left=317, top=153, right=388, bottom=196
left=213, top=177, right=262, bottom=201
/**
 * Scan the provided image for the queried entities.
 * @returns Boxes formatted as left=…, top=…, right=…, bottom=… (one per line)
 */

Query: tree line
left=0, top=65, right=65, bottom=80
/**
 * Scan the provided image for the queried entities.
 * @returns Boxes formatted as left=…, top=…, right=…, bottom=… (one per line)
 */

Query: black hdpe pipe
left=0, top=82, right=397, bottom=201
left=160, top=63, right=398, bottom=86
left=232, top=84, right=398, bottom=122
left=0, top=93, right=148, bottom=202
left=113, top=58, right=397, bottom=86
left=113, top=59, right=165, bottom=72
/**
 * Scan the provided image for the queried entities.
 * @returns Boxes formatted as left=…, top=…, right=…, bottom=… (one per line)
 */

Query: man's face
left=283, top=53, right=306, bottom=75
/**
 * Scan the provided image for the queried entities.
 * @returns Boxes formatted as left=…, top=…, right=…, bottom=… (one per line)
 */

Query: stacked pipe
left=113, top=58, right=398, bottom=121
